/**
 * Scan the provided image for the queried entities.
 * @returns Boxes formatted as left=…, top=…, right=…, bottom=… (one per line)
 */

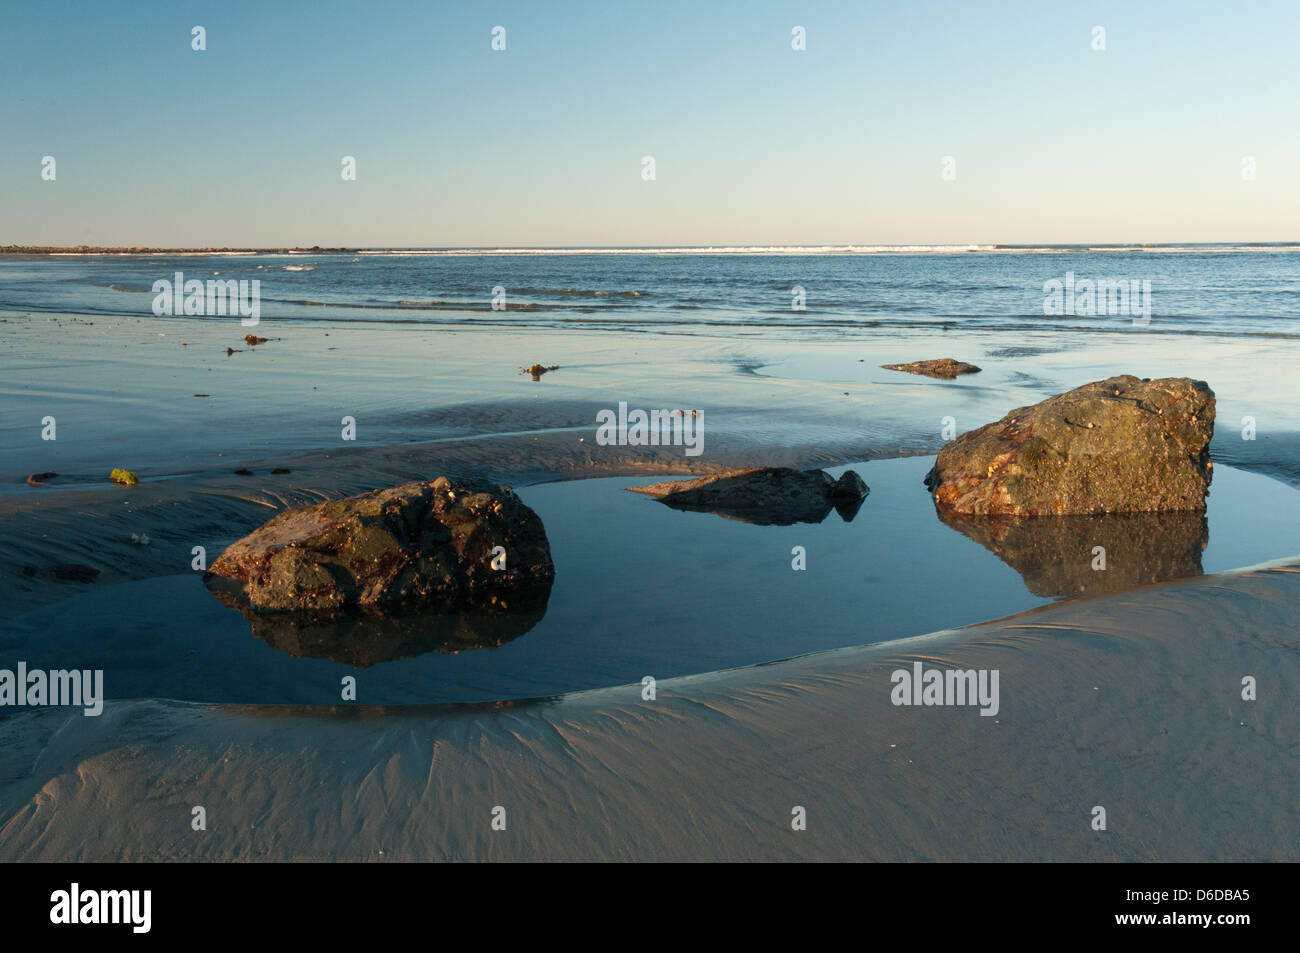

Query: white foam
left=353, top=244, right=1002, bottom=257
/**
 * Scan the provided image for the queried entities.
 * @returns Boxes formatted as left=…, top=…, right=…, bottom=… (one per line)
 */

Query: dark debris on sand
left=522, top=363, right=560, bottom=381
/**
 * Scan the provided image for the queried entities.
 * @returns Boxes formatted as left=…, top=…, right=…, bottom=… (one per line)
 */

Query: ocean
left=2, top=246, right=1299, bottom=338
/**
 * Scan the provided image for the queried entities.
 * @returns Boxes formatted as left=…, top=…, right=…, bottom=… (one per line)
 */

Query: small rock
left=234, top=468, right=253, bottom=476
left=26, top=472, right=58, bottom=486
left=829, top=469, right=869, bottom=501
left=109, top=468, right=139, bottom=486
left=882, top=359, right=981, bottom=380
left=522, top=363, right=559, bottom=380
left=628, top=466, right=869, bottom=526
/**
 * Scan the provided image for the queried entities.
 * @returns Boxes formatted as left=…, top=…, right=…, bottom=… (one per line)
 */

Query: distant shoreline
left=0, top=246, right=357, bottom=256
left=5, top=242, right=1300, bottom=257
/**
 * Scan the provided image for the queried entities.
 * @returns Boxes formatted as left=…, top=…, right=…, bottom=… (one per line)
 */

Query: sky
left=2, top=0, right=1297, bottom=247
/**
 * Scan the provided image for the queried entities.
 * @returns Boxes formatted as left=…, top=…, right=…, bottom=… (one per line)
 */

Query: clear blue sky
left=3, top=0, right=1296, bottom=246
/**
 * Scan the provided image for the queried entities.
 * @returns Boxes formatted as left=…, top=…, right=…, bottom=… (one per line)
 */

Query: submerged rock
left=925, top=375, right=1215, bottom=516
left=627, top=466, right=869, bottom=525
left=205, top=477, right=555, bottom=614
left=26, top=472, right=57, bottom=486
left=882, top=359, right=981, bottom=379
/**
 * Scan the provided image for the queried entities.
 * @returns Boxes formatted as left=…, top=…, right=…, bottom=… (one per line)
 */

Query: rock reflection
left=935, top=508, right=1208, bottom=598
left=207, top=581, right=552, bottom=667
left=659, top=494, right=865, bottom=526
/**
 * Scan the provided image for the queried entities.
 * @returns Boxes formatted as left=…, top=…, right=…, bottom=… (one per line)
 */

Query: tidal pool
left=3, top=457, right=1297, bottom=705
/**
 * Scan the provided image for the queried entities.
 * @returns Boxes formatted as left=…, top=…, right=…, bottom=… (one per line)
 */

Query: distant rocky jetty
left=628, top=466, right=868, bottom=525
left=925, top=375, right=1215, bottom=516
left=205, top=477, right=554, bottom=614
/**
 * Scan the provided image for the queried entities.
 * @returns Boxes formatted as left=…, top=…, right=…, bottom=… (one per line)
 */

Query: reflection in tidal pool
left=3, top=458, right=1297, bottom=704
left=934, top=508, right=1208, bottom=598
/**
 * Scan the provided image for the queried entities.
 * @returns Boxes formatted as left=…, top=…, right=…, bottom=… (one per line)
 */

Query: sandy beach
left=2, top=554, right=1297, bottom=862
left=3, top=296, right=1300, bottom=861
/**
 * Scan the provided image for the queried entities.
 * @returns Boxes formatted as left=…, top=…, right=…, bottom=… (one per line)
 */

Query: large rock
left=627, top=466, right=868, bottom=525
left=925, top=375, right=1214, bottom=516
left=205, top=477, right=554, bottom=613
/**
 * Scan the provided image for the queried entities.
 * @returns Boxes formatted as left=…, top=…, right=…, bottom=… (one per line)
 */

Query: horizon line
left=5, top=241, right=1300, bottom=257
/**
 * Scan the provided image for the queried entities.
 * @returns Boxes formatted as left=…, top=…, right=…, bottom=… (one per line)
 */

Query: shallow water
left=5, top=249, right=1300, bottom=488
left=5, top=305, right=1300, bottom=487
left=3, top=458, right=1297, bottom=705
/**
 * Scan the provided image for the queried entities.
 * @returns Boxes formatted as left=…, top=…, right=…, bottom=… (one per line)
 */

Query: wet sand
left=1, top=557, right=1296, bottom=862
left=3, top=306, right=1300, bottom=860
